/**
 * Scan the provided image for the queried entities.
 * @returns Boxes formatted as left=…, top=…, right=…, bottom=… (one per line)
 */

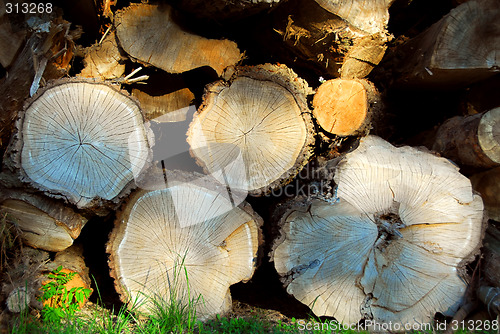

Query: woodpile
left=0, top=0, right=498, bottom=328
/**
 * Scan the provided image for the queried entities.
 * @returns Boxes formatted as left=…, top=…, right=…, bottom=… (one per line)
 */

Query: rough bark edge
left=269, top=195, right=311, bottom=287
left=187, top=63, right=317, bottom=197
left=106, top=168, right=264, bottom=310
left=5, top=78, right=152, bottom=212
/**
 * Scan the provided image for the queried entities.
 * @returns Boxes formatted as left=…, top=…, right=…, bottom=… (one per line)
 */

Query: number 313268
left=5, top=3, right=53, bottom=14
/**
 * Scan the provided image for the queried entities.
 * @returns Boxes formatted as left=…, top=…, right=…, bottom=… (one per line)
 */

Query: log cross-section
left=272, top=135, right=484, bottom=327
left=15, top=81, right=150, bottom=209
left=107, top=175, right=262, bottom=319
left=187, top=64, right=315, bottom=196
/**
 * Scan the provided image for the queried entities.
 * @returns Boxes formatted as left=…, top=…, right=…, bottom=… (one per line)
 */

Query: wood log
left=470, top=168, right=500, bottom=222
left=0, top=1, right=26, bottom=69
left=2, top=247, right=50, bottom=312
left=6, top=286, right=30, bottom=313
left=272, top=0, right=390, bottom=78
left=312, top=78, right=381, bottom=136
left=478, top=224, right=500, bottom=316
left=107, top=172, right=263, bottom=320
left=478, top=285, right=500, bottom=316
left=313, top=0, right=395, bottom=35
left=0, top=172, right=87, bottom=252
left=78, top=31, right=126, bottom=80
left=5, top=246, right=91, bottom=313
left=272, top=135, right=484, bottom=326
left=115, top=3, right=241, bottom=76
left=0, top=196, right=87, bottom=252
left=10, top=80, right=151, bottom=210
left=187, top=64, right=315, bottom=196
left=432, top=107, right=500, bottom=169
left=376, top=0, right=500, bottom=89
left=132, top=88, right=195, bottom=122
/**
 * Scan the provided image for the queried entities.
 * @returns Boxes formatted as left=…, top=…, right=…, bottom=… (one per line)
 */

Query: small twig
left=111, top=67, right=149, bottom=85
left=99, top=25, right=112, bottom=45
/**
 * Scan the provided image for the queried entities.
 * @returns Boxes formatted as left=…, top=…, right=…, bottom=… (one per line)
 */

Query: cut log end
left=433, top=107, right=500, bottom=169
left=272, top=135, right=485, bottom=326
left=0, top=188, right=87, bottom=252
left=13, top=80, right=150, bottom=209
left=313, top=79, right=381, bottom=137
left=478, top=107, right=500, bottom=164
left=107, top=175, right=262, bottom=319
left=187, top=64, right=315, bottom=196
left=313, top=79, right=367, bottom=136
left=313, top=0, right=394, bottom=35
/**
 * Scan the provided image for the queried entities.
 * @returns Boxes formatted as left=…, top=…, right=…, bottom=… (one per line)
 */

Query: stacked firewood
left=0, top=0, right=499, bottom=326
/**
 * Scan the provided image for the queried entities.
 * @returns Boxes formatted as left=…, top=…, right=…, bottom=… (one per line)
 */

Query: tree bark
left=187, top=63, right=316, bottom=196
left=107, top=171, right=263, bottom=320
left=272, top=135, right=485, bottom=327
left=115, top=3, right=242, bottom=76
left=433, top=107, right=500, bottom=169
left=477, top=224, right=500, bottom=316
left=0, top=2, right=26, bottom=69
left=312, top=78, right=381, bottom=136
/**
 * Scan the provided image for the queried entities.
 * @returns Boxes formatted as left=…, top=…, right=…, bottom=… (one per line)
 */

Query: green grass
left=5, top=247, right=498, bottom=334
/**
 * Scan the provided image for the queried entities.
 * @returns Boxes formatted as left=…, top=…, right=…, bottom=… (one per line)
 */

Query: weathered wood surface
left=272, top=0, right=390, bottom=77
left=313, top=0, right=394, bottom=35
left=0, top=198, right=86, bottom=252
left=78, top=31, right=125, bottom=80
left=433, top=107, right=500, bottom=169
left=272, top=135, right=484, bottom=326
left=11, top=81, right=150, bottom=209
left=0, top=171, right=87, bottom=252
left=377, top=0, right=500, bottom=88
left=107, top=173, right=262, bottom=319
left=115, top=3, right=242, bottom=76
left=187, top=64, right=315, bottom=196
left=312, top=78, right=381, bottom=136
left=132, top=88, right=195, bottom=122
